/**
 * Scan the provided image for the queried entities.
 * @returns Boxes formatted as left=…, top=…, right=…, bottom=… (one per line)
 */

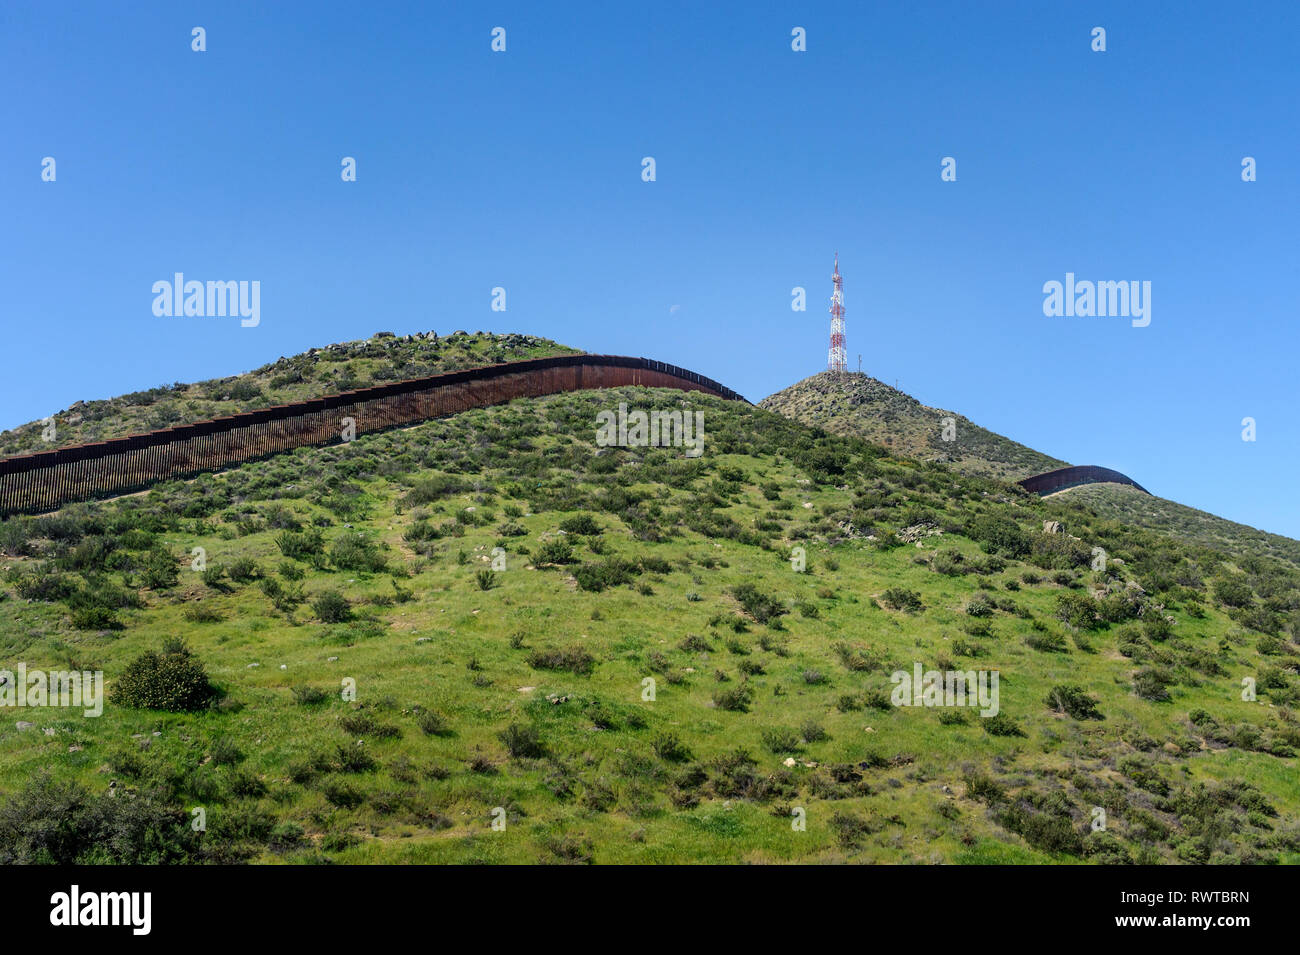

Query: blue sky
left=2, top=1, right=1298, bottom=537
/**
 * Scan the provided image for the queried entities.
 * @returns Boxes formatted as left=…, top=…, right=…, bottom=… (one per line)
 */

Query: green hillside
left=0, top=331, right=576, bottom=457
left=760, top=371, right=1300, bottom=569
left=1056, top=483, right=1300, bottom=569
left=2, top=378, right=1298, bottom=864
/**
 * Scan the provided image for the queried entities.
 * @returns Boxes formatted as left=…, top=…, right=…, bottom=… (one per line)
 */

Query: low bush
left=112, top=640, right=217, bottom=712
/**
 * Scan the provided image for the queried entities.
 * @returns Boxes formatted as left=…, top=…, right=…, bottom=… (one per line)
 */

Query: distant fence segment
left=0, top=354, right=746, bottom=517
left=1017, top=465, right=1150, bottom=497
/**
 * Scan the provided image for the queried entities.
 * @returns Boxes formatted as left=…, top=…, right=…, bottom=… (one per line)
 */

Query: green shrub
left=292, top=685, right=330, bottom=705
left=13, top=567, right=79, bottom=602
left=275, top=528, right=325, bottom=561
left=1133, top=667, right=1174, bottom=702
left=181, top=602, right=224, bottom=624
left=499, top=722, right=546, bottom=758
left=1213, top=576, right=1254, bottom=608
left=1024, top=626, right=1068, bottom=652
left=829, top=810, right=876, bottom=849
left=730, top=583, right=788, bottom=624
left=1044, top=684, right=1103, bottom=720
left=334, top=743, right=377, bottom=773
left=527, top=645, right=596, bottom=675
left=963, top=772, right=1005, bottom=804
left=70, top=605, right=119, bottom=631
left=967, top=515, right=1029, bottom=558
left=318, top=778, right=365, bottom=808
left=112, top=641, right=217, bottom=712
left=996, top=805, right=1084, bottom=855
left=0, top=774, right=198, bottom=864
left=227, top=557, right=260, bottom=583
left=881, top=588, right=923, bottom=613
left=801, top=721, right=829, bottom=743
left=933, top=549, right=969, bottom=576
left=982, top=713, right=1026, bottom=737
left=330, top=533, right=387, bottom=573
left=535, top=537, right=578, bottom=565
left=141, top=549, right=180, bottom=589
left=416, top=709, right=451, bottom=736
left=404, top=475, right=468, bottom=505
left=651, top=732, right=693, bottom=762
left=559, top=514, right=602, bottom=535
left=761, top=727, right=803, bottom=753
left=312, top=590, right=351, bottom=623
left=268, top=821, right=305, bottom=852
left=1055, top=592, right=1098, bottom=629
left=210, top=736, right=244, bottom=766
left=574, top=559, right=639, bottom=592
left=712, top=684, right=755, bottom=712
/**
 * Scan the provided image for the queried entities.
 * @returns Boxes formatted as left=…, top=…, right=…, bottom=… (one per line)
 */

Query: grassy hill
left=2, top=372, right=1298, bottom=864
left=759, top=372, right=1067, bottom=483
left=0, top=331, right=577, bottom=457
left=761, top=371, right=1300, bottom=570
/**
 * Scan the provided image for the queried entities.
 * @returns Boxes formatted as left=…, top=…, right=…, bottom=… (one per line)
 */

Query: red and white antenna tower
left=828, top=253, right=846, bottom=374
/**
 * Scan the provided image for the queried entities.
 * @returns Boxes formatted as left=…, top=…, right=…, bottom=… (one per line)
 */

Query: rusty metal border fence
left=1017, top=464, right=1150, bottom=497
left=0, top=354, right=747, bottom=517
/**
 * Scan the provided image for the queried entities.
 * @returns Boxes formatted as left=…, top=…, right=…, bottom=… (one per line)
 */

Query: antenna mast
left=828, top=253, right=846, bottom=374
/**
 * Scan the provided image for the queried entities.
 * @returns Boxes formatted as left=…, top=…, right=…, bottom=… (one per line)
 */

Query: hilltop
left=0, top=331, right=578, bottom=457
left=1, top=354, right=1298, bottom=865
left=759, top=372, right=1067, bottom=483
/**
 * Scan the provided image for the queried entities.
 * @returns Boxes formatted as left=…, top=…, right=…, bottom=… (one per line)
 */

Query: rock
left=68, top=745, right=82, bottom=753
left=783, top=757, right=797, bottom=768
left=279, top=664, right=287, bottom=670
left=15, top=721, right=34, bottom=731
left=247, top=663, right=260, bottom=669
left=1043, top=520, right=1064, bottom=534
left=44, top=727, right=56, bottom=736
left=898, top=522, right=942, bottom=543
left=327, top=656, right=339, bottom=662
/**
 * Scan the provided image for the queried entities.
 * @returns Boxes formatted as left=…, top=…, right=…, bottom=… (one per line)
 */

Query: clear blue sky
left=3, top=1, right=1298, bottom=538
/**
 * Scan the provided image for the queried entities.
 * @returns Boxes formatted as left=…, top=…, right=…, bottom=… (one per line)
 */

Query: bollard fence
left=1017, top=465, right=1150, bottom=497
left=0, top=354, right=747, bottom=517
